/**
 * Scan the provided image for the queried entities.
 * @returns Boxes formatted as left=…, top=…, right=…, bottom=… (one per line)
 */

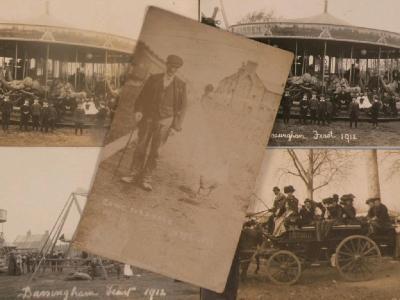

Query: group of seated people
left=268, top=185, right=392, bottom=237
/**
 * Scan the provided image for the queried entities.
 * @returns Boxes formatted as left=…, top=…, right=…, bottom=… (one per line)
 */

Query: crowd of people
left=0, top=94, right=117, bottom=135
left=280, top=88, right=398, bottom=129
left=7, top=251, right=64, bottom=276
left=268, top=186, right=392, bottom=237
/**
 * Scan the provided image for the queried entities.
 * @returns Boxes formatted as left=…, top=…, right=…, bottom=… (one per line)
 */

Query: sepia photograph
left=73, top=6, right=293, bottom=293
left=2, top=149, right=400, bottom=299
left=234, top=148, right=400, bottom=299
left=201, top=0, right=400, bottom=147
left=0, top=0, right=197, bottom=146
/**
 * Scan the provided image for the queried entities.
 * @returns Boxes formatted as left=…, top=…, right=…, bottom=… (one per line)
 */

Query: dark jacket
left=327, top=204, right=343, bottom=220
left=341, top=205, right=357, bottom=223
left=1, top=100, right=13, bottom=115
left=368, top=203, right=391, bottom=226
left=134, top=73, right=187, bottom=131
left=299, top=99, right=309, bottom=112
left=349, top=101, right=360, bottom=116
left=309, top=98, right=319, bottom=111
left=299, top=206, right=315, bottom=226
left=31, top=103, right=42, bottom=116
left=371, top=101, right=381, bottom=116
left=74, top=108, right=86, bottom=123
left=20, top=105, right=31, bottom=118
left=281, top=96, right=292, bottom=111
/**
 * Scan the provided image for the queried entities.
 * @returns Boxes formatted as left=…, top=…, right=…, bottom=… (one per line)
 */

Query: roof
left=13, top=231, right=49, bottom=250
left=286, top=12, right=352, bottom=27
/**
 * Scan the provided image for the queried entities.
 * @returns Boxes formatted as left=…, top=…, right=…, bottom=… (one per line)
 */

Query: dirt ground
left=239, top=259, right=400, bottom=300
left=0, top=268, right=199, bottom=300
left=2, top=260, right=400, bottom=299
left=0, top=127, right=107, bottom=146
left=268, top=119, right=400, bottom=147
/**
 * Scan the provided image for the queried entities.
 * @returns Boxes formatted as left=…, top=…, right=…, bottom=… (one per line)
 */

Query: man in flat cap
left=340, top=194, right=358, bottom=225
left=122, top=54, right=187, bottom=191
left=366, top=197, right=391, bottom=234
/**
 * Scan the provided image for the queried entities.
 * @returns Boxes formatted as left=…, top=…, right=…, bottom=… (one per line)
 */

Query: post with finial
left=324, top=0, right=328, bottom=13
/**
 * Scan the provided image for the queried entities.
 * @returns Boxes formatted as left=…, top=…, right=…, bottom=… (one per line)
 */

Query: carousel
left=229, top=0, right=400, bottom=119
left=0, top=2, right=135, bottom=125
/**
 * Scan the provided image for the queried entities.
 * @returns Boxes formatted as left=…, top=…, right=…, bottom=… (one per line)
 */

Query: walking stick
left=111, top=126, right=137, bottom=180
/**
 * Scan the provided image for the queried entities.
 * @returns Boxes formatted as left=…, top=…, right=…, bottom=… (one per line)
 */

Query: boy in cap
left=19, top=99, right=31, bottom=131
left=281, top=90, right=292, bottom=125
left=299, top=93, right=309, bottom=124
left=317, top=94, right=327, bottom=126
left=40, top=101, right=50, bottom=133
left=48, top=103, right=58, bottom=132
left=31, top=97, right=42, bottom=131
left=349, top=97, right=360, bottom=128
left=366, top=197, right=391, bottom=234
left=370, top=95, right=381, bottom=129
left=309, top=91, right=319, bottom=124
left=1, top=95, right=13, bottom=133
left=73, top=102, right=85, bottom=135
left=122, top=54, right=187, bottom=191
left=326, top=96, right=333, bottom=124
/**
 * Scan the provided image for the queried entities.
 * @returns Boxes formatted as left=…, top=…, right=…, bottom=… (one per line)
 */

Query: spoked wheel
left=335, top=235, right=382, bottom=281
left=266, top=250, right=302, bottom=285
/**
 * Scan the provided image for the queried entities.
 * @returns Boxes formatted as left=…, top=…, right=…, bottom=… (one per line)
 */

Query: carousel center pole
left=378, top=46, right=381, bottom=92
left=322, top=40, right=327, bottom=93
left=74, top=49, right=78, bottom=90
left=45, top=44, right=50, bottom=99
left=14, top=42, right=18, bottom=80
left=349, top=45, right=353, bottom=85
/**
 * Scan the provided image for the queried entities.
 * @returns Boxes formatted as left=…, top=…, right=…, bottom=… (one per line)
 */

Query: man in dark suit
left=122, top=54, right=187, bottom=191
left=317, top=95, right=327, bottom=126
left=366, top=197, right=392, bottom=234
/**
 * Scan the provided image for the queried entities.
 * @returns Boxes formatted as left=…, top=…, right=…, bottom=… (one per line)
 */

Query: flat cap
left=166, top=54, right=184, bottom=68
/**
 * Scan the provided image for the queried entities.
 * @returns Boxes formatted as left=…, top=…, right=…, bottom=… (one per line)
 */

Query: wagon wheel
left=266, top=250, right=302, bottom=285
left=335, top=235, right=382, bottom=282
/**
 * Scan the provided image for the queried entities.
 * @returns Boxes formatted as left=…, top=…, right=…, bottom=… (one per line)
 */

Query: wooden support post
left=294, top=40, right=298, bottom=76
left=322, top=41, right=327, bottom=92
left=14, top=42, right=18, bottom=80
left=349, top=45, right=353, bottom=85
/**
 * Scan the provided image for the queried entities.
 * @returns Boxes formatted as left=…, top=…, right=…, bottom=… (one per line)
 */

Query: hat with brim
left=304, top=198, right=312, bottom=204
left=166, top=54, right=183, bottom=68
left=273, top=186, right=280, bottom=192
left=284, top=185, right=295, bottom=193
left=322, top=197, right=333, bottom=205
left=366, top=197, right=380, bottom=204
left=340, top=194, right=355, bottom=203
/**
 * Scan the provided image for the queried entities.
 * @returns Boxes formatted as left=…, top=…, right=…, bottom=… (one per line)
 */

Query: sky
left=252, top=149, right=400, bottom=214
left=0, top=0, right=199, bottom=40
left=201, top=0, right=400, bottom=33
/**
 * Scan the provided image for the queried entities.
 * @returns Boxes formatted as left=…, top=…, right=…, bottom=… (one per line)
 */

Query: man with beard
left=121, top=54, right=187, bottom=191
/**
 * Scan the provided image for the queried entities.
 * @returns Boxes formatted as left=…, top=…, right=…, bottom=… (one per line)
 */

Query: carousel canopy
left=0, top=5, right=135, bottom=62
left=230, top=1, right=400, bottom=59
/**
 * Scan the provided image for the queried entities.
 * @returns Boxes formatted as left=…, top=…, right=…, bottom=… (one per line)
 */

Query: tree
left=381, top=150, right=400, bottom=178
left=279, top=149, right=354, bottom=200
left=238, top=9, right=276, bottom=24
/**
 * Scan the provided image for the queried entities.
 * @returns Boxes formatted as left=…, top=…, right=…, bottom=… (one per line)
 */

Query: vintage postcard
left=233, top=148, right=400, bottom=299
left=73, top=7, right=293, bottom=292
left=2, top=149, right=400, bottom=299
left=201, top=0, right=400, bottom=148
left=0, top=0, right=197, bottom=146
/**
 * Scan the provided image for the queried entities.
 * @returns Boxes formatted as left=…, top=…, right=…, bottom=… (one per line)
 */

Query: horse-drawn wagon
left=240, top=218, right=398, bottom=285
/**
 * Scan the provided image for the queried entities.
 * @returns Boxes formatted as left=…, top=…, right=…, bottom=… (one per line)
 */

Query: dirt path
left=0, top=127, right=106, bottom=146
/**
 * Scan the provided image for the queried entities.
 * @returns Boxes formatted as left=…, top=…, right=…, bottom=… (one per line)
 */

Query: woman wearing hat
left=272, top=185, right=299, bottom=237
